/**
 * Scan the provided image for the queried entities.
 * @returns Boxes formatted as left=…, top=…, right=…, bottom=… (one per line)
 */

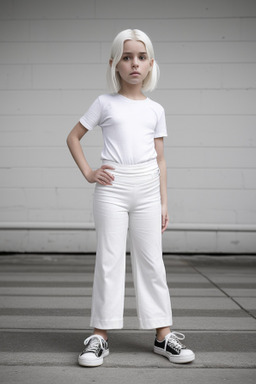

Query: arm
left=154, top=137, right=169, bottom=233
left=66, top=122, right=114, bottom=185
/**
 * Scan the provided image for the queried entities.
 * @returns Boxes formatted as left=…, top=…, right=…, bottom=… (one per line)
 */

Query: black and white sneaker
left=78, top=335, right=109, bottom=367
left=154, top=331, right=195, bottom=364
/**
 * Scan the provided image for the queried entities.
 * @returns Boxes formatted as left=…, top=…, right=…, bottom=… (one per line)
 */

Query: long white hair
left=106, top=29, right=160, bottom=93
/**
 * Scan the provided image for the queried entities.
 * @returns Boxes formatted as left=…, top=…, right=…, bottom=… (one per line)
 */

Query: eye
left=122, top=56, right=130, bottom=61
left=139, top=55, right=147, bottom=60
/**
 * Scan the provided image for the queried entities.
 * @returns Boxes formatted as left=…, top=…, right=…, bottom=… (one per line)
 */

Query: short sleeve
left=154, top=108, right=168, bottom=138
left=79, top=97, right=102, bottom=131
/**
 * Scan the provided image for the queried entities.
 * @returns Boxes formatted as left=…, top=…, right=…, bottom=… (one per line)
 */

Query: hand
left=161, top=204, right=169, bottom=233
left=86, top=165, right=115, bottom=185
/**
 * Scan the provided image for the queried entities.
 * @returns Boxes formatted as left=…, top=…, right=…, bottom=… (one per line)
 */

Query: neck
left=118, top=84, right=146, bottom=100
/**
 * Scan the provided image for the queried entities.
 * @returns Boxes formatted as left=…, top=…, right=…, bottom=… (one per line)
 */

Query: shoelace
left=166, top=332, right=186, bottom=350
left=83, top=335, right=104, bottom=353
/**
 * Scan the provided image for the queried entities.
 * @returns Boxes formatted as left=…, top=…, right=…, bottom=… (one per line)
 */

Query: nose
left=132, top=57, right=139, bottom=68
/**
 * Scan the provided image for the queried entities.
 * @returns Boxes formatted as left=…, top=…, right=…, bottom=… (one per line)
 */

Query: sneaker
left=154, top=331, right=195, bottom=364
left=78, top=335, right=109, bottom=367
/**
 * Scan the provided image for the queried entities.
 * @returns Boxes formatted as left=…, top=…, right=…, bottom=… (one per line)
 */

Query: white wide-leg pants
left=91, top=159, right=172, bottom=330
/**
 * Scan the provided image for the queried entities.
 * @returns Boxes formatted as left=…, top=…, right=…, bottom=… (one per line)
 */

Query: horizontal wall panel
left=115, top=18, right=245, bottom=42
left=0, top=147, right=102, bottom=168
left=0, top=208, right=28, bottom=222
left=96, top=0, right=206, bottom=18
left=243, top=170, right=256, bottom=189
left=0, top=208, right=93, bottom=224
left=27, top=208, right=94, bottom=223
left=0, top=90, right=101, bottom=115
left=154, top=42, right=256, bottom=64
left=222, top=64, right=256, bottom=89
left=0, top=116, right=103, bottom=147
left=0, top=189, right=58, bottom=209
left=169, top=208, right=238, bottom=225
left=31, top=64, right=106, bottom=90
left=29, top=20, right=118, bottom=43
left=166, top=116, right=256, bottom=147
left=160, top=64, right=256, bottom=90
left=0, top=230, right=97, bottom=253
left=0, top=188, right=94, bottom=210
left=164, top=147, right=256, bottom=169
left=0, top=19, right=246, bottom=43
left=1, top=0, right=95, bottom=19
left=0, top=116, right=76, bottom=148
left=0, top=42, right=101, bottom=65
left=0, top=168, right=93, bottom=189
left=95, top=0, right=256, bottom=18
left=240, top=18, right=256, bottom=41
left=0, top=21, right=30, bottom=42
left=159, top=64, right=222, bottom=89
left=167, top=169, right=245, bottom=190
left=0, top=65, right=32, bottom=89
left=236, top=210, right=256, bottom=225
left=170, top=189, right=256, bottom=211
left=155, top=90, right=256, bottom=115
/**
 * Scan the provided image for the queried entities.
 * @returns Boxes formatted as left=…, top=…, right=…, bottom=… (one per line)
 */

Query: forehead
left=123, top=39, right=146, bottom=52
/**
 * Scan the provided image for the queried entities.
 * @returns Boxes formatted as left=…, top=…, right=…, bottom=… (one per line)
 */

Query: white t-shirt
left=79, top=93, right=167, bottom=165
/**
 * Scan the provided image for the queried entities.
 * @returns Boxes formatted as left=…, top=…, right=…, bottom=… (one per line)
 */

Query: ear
left=149, top=58, right=154, bottom=71
left=109, top=59, right=119, bottom=72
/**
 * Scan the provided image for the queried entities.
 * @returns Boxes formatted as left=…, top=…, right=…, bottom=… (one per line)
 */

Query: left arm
left=155, top=137, right=169, bottom=233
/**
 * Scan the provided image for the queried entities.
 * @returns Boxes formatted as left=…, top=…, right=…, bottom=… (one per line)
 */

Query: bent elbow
left=66, top=132, right=74, bottom=149
left=66, top=134, right=71, bottom=148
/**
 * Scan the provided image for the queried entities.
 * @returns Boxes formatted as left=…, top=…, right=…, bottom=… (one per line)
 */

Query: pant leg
left=91, top=183, right=129, bottom=329
left=129, top=174, right=173, bottom=329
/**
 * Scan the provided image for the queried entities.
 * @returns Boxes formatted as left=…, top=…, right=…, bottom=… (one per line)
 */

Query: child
left=67, top=29, right=195, bottom=367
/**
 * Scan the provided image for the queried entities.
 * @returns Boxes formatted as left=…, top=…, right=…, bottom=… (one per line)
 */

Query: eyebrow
left=122, top=52, right=147, bottom=55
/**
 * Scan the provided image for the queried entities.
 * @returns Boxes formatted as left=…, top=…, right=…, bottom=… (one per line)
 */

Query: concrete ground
left=0, top=253, right=255, bottom=384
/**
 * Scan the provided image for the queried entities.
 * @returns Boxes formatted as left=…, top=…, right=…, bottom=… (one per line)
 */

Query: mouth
left=130, top=72, right=140, bottom=75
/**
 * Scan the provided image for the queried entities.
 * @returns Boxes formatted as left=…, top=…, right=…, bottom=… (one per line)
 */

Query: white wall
left=1, top=0, right=256, bottom=253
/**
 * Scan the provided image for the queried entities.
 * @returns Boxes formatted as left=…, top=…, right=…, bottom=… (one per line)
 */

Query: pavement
left=0, top=253, right=255, bottom=384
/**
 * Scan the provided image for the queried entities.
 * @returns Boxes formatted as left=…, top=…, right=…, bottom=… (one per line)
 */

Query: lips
left=130, top=72, right=140, bottom=75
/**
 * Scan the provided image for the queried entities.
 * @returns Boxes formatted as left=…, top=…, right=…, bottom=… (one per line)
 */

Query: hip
left=101, top=159, right=160, bottom=184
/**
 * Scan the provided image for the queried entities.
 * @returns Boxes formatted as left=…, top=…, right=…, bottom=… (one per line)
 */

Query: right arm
left=66, top=122, right=114, bottom=185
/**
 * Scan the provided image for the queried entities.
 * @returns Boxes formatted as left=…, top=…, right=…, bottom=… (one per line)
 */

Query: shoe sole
left=78, top=350, right=109, bottom=367
left=154, top=346, right=195, bottom=364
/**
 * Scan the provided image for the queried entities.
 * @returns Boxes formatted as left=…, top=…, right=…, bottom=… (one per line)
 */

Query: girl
left=67, top=29, right=195, bottom=367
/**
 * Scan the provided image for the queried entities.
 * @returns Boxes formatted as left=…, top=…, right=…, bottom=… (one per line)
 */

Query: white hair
left=106, top=29, right=160, bottom=93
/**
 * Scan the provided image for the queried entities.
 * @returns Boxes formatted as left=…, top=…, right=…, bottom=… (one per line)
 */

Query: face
left=114, top=40, right=153, bottom=88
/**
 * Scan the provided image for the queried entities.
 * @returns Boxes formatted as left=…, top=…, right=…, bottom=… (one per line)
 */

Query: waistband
left=102, top=159, right=159, bottom=176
